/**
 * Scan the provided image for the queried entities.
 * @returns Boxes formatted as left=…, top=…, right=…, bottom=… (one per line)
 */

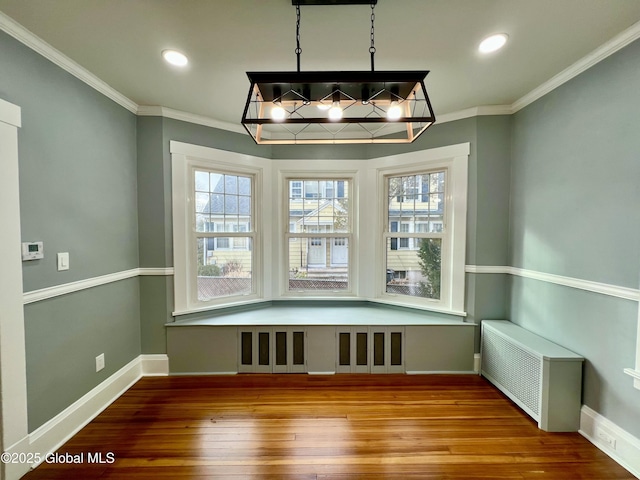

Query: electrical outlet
left=596, top=429, right=617, bottom=450
left=96, top=353, right=105, bottom=372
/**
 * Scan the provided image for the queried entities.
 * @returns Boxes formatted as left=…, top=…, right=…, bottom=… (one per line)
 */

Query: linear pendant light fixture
left=241, top=0, right=436, bottom=145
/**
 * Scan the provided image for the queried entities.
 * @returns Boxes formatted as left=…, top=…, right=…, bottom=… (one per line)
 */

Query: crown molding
left=137, top=106, right=248, bottom=135
left=2, top=10, right=639, bottom=134
left=0, top=12, right=138, bottom=114
left=512, top=20, right=640, bottom=113
left=436, top=105, right=514, bottom=124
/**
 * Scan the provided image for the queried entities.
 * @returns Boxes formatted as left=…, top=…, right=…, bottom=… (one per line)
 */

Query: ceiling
left=1, top=0, right=640, bottom=129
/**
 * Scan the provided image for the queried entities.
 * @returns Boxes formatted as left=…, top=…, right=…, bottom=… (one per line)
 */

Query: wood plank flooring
left=23, top=374, right=634, bottom=479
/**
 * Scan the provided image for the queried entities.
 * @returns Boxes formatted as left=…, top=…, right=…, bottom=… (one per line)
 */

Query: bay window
left=172, top=141, right=467, bottom=316
left=171, top=143, right=263, bottom=314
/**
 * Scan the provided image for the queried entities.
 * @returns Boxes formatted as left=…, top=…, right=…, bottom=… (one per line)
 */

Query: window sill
left=168, top=300, right=470, bottom=327
left=370, top=298, right=467, bottom=317
left=172, top=297, right=266, bottom=317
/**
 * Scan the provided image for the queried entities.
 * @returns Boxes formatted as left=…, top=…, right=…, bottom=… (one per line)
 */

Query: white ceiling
left=1, top=0, right=640, bottom=128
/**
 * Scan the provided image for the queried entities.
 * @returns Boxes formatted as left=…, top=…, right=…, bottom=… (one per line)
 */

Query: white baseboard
left=140, top=354, right=169, bottom=376
left=170, top=371, right=238, bottom=375
left=580, top=405, right=640, bottom=478
left=406, top=370, right=477, bottom=375
left=2, top=436, right=31, bottom=480
left=4, top=354, right=169, bottom=480
left=24, top=357, right=143, bottom=472
left=474, top=353, right=481, bottom=373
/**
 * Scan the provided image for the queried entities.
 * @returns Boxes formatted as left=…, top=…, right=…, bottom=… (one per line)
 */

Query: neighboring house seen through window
left=195, top=169, right=254, bottom=302
left=385, top=171, right=446, bottom=301
left=286, top=179, right=351, bottom=294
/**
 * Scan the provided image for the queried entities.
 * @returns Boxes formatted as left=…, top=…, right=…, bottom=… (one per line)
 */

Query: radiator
left=481, top=320, right=584, bottom=432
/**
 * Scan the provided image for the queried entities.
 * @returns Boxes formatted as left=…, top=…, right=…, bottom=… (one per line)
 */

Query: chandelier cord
left=295, top=3, right=302, bottom=72
left=369, top=2, right=376, bottom=71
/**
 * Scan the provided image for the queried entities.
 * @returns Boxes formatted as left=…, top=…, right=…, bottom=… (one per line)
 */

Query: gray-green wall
left=1, top=30, right=141, bottom=432
left=509, top=39, right=640, bottom=437
left=3, top=16, right=638, bottom=443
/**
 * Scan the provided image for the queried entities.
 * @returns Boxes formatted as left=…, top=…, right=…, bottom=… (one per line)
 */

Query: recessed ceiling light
left=162, top=49, right=188, bottom=67
left=478, top=33, right=508, bottom=54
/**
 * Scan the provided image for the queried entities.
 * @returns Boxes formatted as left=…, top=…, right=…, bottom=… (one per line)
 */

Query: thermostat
left=22, top=241, right=44, bottom=261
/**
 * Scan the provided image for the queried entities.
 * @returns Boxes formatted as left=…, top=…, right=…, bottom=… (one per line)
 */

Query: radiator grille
left=482, top=327, right=541, bottom=416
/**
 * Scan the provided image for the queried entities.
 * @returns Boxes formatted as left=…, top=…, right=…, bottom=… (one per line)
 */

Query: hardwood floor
left=23, top=374, right=634, bottom=479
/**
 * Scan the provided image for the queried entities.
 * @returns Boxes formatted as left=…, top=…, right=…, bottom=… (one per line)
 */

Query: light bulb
left=162, top=49, right=188, bottom=67
left=387, top=102, right=403, bottom=120
left=271, top=105, right=286, bottom=121
left=328, top=103, right=343, bottom=121
left=478, top=33, right=508, bottom=54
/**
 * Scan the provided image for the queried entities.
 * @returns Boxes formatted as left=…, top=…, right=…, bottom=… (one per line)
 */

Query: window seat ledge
left=167, top=304, right=472, bottom=327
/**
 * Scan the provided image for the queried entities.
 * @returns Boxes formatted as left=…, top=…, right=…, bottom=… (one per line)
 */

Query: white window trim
left=171, top=142, right=467, bottom=317
left=280, top=172, right=357, bottom=298
left=372, top=144, right=469, bottom=315
left=171, top=141, right=268, bottom=315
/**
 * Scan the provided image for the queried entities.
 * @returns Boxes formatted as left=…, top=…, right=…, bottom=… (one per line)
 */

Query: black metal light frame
left=240, top=1, right=436, bottom=145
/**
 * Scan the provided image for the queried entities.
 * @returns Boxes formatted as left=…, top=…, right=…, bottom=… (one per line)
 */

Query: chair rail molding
left=23, top=268, right=175, bottom=305
left=467, top=264, right=640, bottom=391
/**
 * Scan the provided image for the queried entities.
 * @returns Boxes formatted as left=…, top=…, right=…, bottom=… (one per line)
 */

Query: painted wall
left=137, top=113, right=510, bottom=353
left=24, top=281, right=140, bottom=431
left=0, top=32, right=139, bottom=290
left=0, top=30, right=141, bottom=432
left=509, top=39, right=640, bottom=437
left=10, top=9, right=638, bottom=442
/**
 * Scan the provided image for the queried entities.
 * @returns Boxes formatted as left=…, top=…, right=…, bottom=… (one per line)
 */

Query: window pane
left=289, top=179, right=349, bottom=234
left=224, top=194, right=238, bottom=215
left=385, top=237, right=441, bottom=300
left=195, top=171, right=210, bottom=192
left=389, top=173, right=446, bottom=230
left=195, top=171, right=253, bottom=237
left=197, top=237, right=252, bottom=301
left=225, top=174, right=238, bottom=195
left=195, top=192, right=209, bottom=213
left=288, top=238, right=348, bottom=291
left=287, top=178, right=350, bottom=294
left=238, top=176, right=251, bottom=195
left=210, top=173, right=224, bottom=193
left=195, top=213, right=209, bottom=233
left=304, top=180, right=319, bottom=198
left=210, top=193, right=224, bottom=214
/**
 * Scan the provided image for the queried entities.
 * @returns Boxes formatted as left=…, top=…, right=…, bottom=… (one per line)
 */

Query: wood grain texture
left=23, top=375, right=634, bottom=479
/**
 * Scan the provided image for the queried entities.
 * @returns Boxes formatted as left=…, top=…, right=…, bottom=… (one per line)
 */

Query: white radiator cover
left=481, top=320, right=584, bottom=432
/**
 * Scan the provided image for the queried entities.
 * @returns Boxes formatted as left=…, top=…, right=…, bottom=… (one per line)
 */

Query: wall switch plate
left=57, top=252, right=69, bottom=271
left=96, top=353, right=105, bottom=372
